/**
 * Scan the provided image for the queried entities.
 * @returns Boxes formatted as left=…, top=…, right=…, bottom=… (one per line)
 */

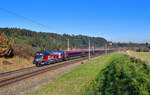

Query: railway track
left=0, top=54, right=101, bottom=88
left=0, top=66, right=36, bottom=78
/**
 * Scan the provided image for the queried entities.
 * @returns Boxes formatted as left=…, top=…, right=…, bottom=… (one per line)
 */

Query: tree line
left=0, top=28, right=107, bottom=51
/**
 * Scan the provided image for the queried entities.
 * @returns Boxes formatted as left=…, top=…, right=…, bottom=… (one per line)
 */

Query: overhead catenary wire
left=0, top=7, right=51, bottom=30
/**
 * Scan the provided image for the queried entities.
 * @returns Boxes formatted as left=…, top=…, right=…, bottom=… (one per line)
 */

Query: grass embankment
left=127, top=50, right=150, bottom=64
left=26, top=54, right=114, bottom=95
left=0, top=56, right=33, bottom=72
left=86, top=54, right=150, bottom=95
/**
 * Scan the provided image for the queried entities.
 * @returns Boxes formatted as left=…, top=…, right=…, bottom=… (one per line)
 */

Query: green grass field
left=26, top=54, right=114, bottom=95
left=127, top=50, right=150, bottom=64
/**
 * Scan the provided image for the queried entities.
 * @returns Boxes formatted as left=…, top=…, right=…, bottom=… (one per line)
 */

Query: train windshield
left=35, top=53, right=43, bottom=59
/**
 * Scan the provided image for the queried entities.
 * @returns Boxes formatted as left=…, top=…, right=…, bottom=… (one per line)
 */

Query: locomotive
left=33, top=49, right=110, bottom=67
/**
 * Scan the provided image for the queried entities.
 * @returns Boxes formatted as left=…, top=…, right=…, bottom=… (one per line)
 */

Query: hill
left=0, top=28, right=107, bottom=57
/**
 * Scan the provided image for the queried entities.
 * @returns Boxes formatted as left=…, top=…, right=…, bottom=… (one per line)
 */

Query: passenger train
left=33, top=49, right=112, bottom=67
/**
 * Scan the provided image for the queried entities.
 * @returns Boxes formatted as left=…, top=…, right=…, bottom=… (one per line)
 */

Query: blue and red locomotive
left=33, top=49, right=109, bottom=67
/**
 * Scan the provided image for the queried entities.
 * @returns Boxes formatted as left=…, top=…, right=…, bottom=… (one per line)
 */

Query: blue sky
left=0, top=0, right=150, bottom=43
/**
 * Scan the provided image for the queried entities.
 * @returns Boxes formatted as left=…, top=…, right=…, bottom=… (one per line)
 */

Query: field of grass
left=25, top=54, right=115, bottom=95
left=86, top=54, right=150, bottom=95
left=127, top=50, right=150, bottom=64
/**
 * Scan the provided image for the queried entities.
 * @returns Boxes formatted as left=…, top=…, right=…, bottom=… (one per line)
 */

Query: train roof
left=50, top=50, right=64, bottom=54
left=36, top=50, right=52, bottom=55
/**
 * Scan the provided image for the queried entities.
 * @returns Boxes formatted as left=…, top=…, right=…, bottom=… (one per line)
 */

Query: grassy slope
left=86, top=54, right=150, bottom=95
left=127, top=50, right=150, bottom=64
left=0, top=56, right=33, bottom=73
left=26, top=54, right=115, bottom=95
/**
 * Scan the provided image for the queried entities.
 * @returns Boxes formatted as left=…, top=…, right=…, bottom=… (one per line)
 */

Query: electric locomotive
left=33, top=50, right=65, bottom=66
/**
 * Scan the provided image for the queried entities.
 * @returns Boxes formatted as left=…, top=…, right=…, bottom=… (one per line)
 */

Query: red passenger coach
left=64, top=50, right=85, bottom=59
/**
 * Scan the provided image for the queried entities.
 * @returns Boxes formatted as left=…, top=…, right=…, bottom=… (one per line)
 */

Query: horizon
left=0, top=0, right=150, bottom=43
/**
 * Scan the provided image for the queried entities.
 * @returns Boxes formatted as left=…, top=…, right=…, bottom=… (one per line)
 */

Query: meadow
left=127, top=50, right=150, bottom=64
